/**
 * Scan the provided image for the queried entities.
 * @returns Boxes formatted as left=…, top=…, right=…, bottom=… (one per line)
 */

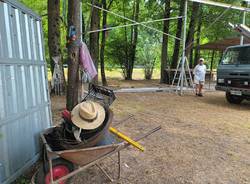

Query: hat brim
left=71, top=102, right=105, bottom=130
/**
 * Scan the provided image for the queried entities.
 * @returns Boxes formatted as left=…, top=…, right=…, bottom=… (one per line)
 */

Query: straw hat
left=71, top=101, right=105, bottom=130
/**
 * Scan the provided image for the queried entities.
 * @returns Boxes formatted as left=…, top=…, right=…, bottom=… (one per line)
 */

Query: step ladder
left=171, top=56, right=194, bottom=93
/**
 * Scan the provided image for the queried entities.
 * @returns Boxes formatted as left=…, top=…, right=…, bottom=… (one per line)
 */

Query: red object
left=61, top=109, right=71, bottom=121
left=45, top=165, right=70, bottom=184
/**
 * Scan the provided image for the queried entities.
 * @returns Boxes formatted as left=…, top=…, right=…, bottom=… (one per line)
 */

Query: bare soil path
left=51, top=91, right=250, bottom=184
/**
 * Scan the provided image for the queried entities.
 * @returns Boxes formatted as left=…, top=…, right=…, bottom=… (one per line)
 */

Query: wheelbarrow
left=33, top=124, right=161, bottom=184
left=33, top=83, right=161, bottom=183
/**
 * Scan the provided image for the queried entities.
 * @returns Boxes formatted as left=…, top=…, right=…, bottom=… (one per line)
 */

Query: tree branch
left=107, top=0, right=114, bottom=10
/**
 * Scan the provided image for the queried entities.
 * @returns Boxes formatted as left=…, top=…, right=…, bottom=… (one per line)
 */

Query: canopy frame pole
left=240, top=11, right=246, bottom=45
left=180, top=0, right=188, bottom=95
left=87, top=3, right=182, bottom=40
left=87, top=16, right=183, bottom=34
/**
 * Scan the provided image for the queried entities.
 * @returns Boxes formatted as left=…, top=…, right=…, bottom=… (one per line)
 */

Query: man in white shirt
left=193, top=58, right=206, bottom=97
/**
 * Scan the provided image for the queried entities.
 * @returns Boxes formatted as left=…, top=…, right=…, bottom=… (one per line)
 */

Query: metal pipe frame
left=180, top=0, right=188, bottom=95
left=189, top=0, right=250, bottom=12
left=87, top=3, right=182, bottom=40
left=240, top=11, right=246, bottom=45
left=87, top=16, right=183, bottom=34
left=46, top=126, right=161, bottom=184
left=179, top=0, right=249, bottom=95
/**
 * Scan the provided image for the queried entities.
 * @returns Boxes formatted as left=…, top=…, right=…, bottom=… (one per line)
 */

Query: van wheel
left=226, top=92, right=243, bottom=104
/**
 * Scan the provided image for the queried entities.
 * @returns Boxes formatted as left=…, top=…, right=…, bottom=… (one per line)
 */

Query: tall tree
left=66, top=0, right=81, bottom=110
left=100, top=0, right=114, bottom=86
left=185, top=2, right=200, bottom=61
left=194, top=5, right=203, bottom=66
left=171, top=0, right=185, bottom=69
left=126, top=0, right=140, bottom=80
left=160, top=0, right=171, bottom=83
left=47, top=0, right=65, bottom=90
left=89, top=0, right=101, bottom=84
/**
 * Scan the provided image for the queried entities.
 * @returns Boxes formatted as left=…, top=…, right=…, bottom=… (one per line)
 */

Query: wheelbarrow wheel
left=36, top=158, right=74, bottom=184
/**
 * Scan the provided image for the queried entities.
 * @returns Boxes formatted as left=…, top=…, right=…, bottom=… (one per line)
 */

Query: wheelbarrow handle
left=109, top=127, right=145, bottom=151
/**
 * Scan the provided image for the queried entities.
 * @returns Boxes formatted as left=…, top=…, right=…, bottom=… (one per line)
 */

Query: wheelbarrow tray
left=41, top=127, right=125, bottom=167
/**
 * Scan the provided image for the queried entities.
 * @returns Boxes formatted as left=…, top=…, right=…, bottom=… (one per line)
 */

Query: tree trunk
left=185, top=2, right=200, bottom=59
left=189, top=43, right=194, bottom=68
left=47, top=0, right=65, bottom=90
left=122, top=1, right=129, bottom=79
left=194, top=5, right=203, bottom=66
left=66, top=0, right=81, bottom=111
left=160, top=0, right=171, bottom=84
left=100, top=0, right=108, bottom=86
left=126, top=0, right=140, bottom=80
left=82, top=12, right=85, bottom=41
left=89, top=0, right=101, bottom=84
left=171, top=0, right=185, bottom=69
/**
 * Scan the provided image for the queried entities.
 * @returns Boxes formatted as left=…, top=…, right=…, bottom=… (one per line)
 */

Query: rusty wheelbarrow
left=33, top=83, right=161, bottom=183
left=33, top=123, right=161, bottom=184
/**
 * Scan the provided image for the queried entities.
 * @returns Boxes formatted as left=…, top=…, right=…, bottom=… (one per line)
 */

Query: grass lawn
left=47, top=68, right=161, bottom=81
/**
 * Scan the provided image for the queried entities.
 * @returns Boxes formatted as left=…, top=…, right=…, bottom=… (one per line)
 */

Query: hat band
left=79, top=112, right=98, bottom=123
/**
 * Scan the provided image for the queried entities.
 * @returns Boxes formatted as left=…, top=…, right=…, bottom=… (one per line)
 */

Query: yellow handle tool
left=109, top=127, right=145, bottom=152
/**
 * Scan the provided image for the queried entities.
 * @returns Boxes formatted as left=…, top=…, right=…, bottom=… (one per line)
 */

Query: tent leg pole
left=181, top=0, right=188, bottom=95
left=240, top=11, right=246, bottom=45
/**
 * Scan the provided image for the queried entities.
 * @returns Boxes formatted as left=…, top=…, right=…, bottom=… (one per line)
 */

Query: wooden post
left=66, top=0, right=81, bottom=110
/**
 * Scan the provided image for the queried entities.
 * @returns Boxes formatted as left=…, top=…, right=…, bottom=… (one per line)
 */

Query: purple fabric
left=79, top=42, right=97, bottom=79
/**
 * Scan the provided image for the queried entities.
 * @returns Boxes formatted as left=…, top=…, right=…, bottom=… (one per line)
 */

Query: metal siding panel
left=6, top=120, right=23, bottom=174
left=15, top=9, right=23, bottom=59
left=33, top=19, right=40, bottom=63
left=10, top=66, right=18, bottom=114
left=34, top=66, right=42, bottom=104
left=41, top=65, right=48, bottom=102
left=0, top=3, right=6, bottom=58
left=0, top=125, right=10, bottom=182
left=32, top=111, right=39, bottom=153
left=24, top=14, right=32, bottom=60
left=25, top=115, right=35, bottom=159
left=3, top=0, right=41, bottom=20
left=15, top=66, right=25, bottom=112
left=45, top=106, right=51, bottom=128
left=0, top=66, right=5, bottom=121
left=30, top=18, right=37, bottom=61
left=29, top=65, right=37, bottom=106
left=24, top=65, right=33, bottom=108
left=21, top=66, right=28, bottom=109
left=0, top=1, right=52, bottom=183
left=28, top=113, right=36, bottom=156
left=4, top=66, right=17, bottom=116
left=36, top=21, right=43, bottom=61
left=9, top=6, right=18, bottom=59
left=3, top=3, right=13, bottom=58
left=18, top=12, right=27, bottom=59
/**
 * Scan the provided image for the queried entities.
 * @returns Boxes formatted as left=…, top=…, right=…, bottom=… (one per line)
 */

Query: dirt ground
left=50, top=89, right=250, bottom=184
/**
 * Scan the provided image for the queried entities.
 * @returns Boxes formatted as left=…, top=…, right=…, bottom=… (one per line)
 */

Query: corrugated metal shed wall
left=0, top=0, right=51, bottom=183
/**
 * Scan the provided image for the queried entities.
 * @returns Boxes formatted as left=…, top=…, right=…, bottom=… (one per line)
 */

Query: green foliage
left=18, top=0, right=250, bottom=77
left=138, top=44, right=156, bottom=80
left=106, top=29, right=134, bottom=78
left=137, top=29, right=161, bottom=79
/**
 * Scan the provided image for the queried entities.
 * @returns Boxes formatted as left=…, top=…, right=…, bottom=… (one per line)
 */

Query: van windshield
left=221, top=46, right=250, bottom=65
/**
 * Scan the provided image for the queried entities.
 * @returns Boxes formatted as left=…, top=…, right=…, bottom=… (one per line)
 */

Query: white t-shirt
left=193, top=64, right=206, bottom=82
